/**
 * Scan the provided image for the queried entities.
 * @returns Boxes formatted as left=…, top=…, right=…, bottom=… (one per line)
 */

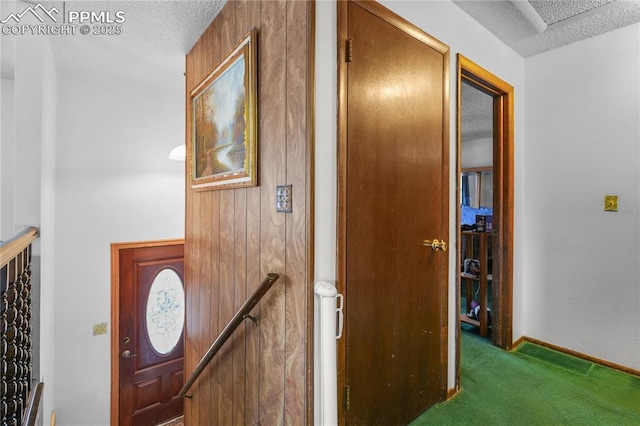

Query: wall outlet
left=93, top=322, right=108, bottom=336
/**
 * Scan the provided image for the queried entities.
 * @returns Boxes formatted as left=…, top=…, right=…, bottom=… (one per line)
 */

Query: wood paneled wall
left=184, top=1, right=314, bottom=424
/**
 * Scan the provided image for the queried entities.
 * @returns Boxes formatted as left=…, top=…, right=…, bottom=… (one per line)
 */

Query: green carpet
left=515, top=342, right=593, bottom=376
left=411, top=331, right=640, bottom=425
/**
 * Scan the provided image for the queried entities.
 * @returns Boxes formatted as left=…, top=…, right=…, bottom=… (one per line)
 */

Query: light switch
left=276, top=185, right=292, bottom=213
left=604, top=195, right=618, bottom=212
left=93, top=322, right=108, bottom=336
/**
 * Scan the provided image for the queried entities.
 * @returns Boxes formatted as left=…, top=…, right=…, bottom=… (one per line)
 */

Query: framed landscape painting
left=189, top=28, right=258, bottom=190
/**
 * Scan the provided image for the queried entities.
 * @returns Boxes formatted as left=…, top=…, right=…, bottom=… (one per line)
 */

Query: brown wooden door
left=118, top=244, right=185, bottom=426
left=341, top=2, right=449, bottom=424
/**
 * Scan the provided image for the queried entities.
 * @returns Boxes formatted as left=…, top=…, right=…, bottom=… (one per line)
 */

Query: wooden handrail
left=0, top=227, right=38, bottom=267
left=179, top=272, right=280, bottom=398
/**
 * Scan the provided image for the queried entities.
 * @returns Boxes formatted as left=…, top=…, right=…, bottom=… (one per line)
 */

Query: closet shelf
left=460, top=315, right=480, bottom=327
left=460, top=272, right=492, bottom=281
left=460, top=231, right=491, bottom=337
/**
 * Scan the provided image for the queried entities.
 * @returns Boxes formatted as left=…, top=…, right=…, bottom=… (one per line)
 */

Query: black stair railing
left=1, top=227, right=39, bottom=425
left=179, top=272, right=280, bottom=398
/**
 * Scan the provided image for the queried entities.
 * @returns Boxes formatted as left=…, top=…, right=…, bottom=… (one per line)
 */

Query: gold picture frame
left=189, top=28, right=258, bottom=190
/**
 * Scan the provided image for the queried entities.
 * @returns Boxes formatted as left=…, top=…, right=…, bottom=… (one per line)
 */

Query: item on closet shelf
left=467, top=299, right=492, bottom=325
left=461, top=206, right=493, bottom=226
left=464, top=258, right=480, bottom=277
left=476, top=214, right=492, bottom=233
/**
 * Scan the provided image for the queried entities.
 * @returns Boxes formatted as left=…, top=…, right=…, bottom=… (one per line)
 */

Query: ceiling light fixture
left=168, top=144, right=186, bottom=161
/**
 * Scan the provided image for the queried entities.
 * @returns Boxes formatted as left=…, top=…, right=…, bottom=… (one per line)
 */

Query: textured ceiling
left=457, top=0, right=640, bottom=141
left=5, top=1, right=639, bottom=82
left=52, top=0, right=226, bottom=87
left=4, top=0, right=639, bottom=135
left=529, top=0, right=615, bottom=25
left=2, top=0, right=226, bottom=86
left=453, top=0, right=640, bottom=58
left=461, top=80, right=494, bottom=142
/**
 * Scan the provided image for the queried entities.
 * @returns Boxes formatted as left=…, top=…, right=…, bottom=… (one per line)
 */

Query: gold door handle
left=421, top=239, right=448, bottom=252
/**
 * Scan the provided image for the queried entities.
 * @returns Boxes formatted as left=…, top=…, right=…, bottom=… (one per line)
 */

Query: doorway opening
left=455, top=55, right=514, bottom=388
left=110, top=239, right=185, bottom=426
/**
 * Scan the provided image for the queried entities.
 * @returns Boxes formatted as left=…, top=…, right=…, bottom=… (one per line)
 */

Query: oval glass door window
left=145, top=268, right=185, bottom=355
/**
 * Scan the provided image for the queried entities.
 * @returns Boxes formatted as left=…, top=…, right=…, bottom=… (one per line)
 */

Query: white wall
left=52, top=70, right=185, bottom=425
left=523, top=23, right=640, bottom=370
left=315, top=0, right=526, bottom=396
left=461, top=137, right=493, bottom=168
left=13, top=35, right=43, bottom=238
left=5, top=31, right=185, bottom=424
left=462, top=138, right=493, bottom=209
left=1, top=77, right=15, bottom=240
left=40, top=36, right=57, bottom=424
left=1, top=32, right=57, bottom=422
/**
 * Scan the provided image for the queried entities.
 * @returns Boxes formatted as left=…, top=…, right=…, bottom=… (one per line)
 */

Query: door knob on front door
left=421, top=239, right=448, bottom=252
left=121, top=350, right=138, bottom=358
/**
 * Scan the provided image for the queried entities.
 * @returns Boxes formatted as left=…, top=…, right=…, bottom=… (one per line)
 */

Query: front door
left=339, top=1, right=450, bottom=424
left=114, top=242, right=185, bottom=426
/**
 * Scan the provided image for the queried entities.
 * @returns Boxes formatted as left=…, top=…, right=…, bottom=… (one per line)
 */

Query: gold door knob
left=421, top=239, right=448, bottom=252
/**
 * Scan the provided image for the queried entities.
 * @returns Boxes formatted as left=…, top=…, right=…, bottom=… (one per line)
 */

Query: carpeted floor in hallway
left=411, top=330, right=640, bottom=425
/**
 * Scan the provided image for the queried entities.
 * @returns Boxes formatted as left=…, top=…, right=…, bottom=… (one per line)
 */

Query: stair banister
left=179, top=272, right=280, bottom=398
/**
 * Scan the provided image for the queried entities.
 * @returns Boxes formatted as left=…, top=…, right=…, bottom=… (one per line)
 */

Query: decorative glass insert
left=145, top=268, right=185, bottom=355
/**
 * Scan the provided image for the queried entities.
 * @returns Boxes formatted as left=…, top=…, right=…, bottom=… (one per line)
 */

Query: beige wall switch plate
left=93, top=322, right=108, bottom=335
left=604, top=195, right=618, bottom=212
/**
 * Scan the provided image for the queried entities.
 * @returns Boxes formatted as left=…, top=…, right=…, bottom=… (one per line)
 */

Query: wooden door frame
left=336, top=1, right=450, bottom=423
left=110, top=239, right=185, bottom=426
left=455, top=55, right=514, bottom=388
